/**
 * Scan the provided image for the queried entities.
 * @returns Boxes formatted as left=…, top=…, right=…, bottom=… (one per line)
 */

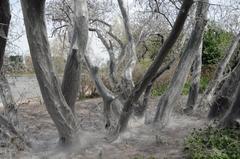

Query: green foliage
left=139, top=57, right=152, bottom=69
left=202, top=24, right=233, bottom=65
left=182, top=81, right=191, bottom=95
left=185, top=127, right=240, bottom=159
left=151, top=83, right=169, bottom=96
left=182, top=76, right=210, bottom=95
left=151, top=76, right=210, bottom=97
left=199, top=76, right=210, bottom=93
left=146, top=34, right=163, bottom=60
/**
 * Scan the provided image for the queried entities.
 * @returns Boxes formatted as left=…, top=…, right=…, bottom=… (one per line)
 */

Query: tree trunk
left=89, top=28, right=118, bottom=87
left=185, top=43, right=203, bottom=112
left=134, top=59, right=175, bottom=117
left=220, top=82, right=240, bottom=127
left=108, top=0, right=193, bottom=140
left=208, top=61, right=240, bottom=120
left=0, top=0, right=11, bottom=70
left=154, top=0, right=208, bottom=126
left=198, top=32, right=240, bottom=110
left=21, top=0, right=78, bottom=144
left=0, top=72, right=17, bottom=124
left=84, top=54, right=120, bottom=128
left=61, top=0, right=88, bottom=114
left=0, top=0, right=17, bottom=122
left=117, top=0, right=137, bottom=95
left=0, top=0, right=30, bottom=148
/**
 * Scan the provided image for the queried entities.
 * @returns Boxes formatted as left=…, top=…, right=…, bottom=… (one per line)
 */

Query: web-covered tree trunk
left=0, top=72, right=17, bottom=124
left=21, top=0, right=80, bottom=144
left=154, top=0, right=208, bottom=125
left=108, top=0, right=194, bottom=140
left=208, top=61, right=240, bottom=119
left=84, top=54, right=119, bottom=128
left=220, top=82, right=240, bottom=127
left=0, top=0, right=29, bottom=148
left=61, top=0, right=88, bottom=114
left=198, top=32, right=240, bottom=110
left=185, top=43, right=203, bottom=112
left=0, top=1, right=16, bottom=121
left=117, top=0, right=137, bottom=96
left=0, top=0, right=11, bottom=70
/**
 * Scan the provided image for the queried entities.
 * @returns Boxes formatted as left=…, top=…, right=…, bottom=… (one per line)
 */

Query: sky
left=7, top=0, right=233, bottom=59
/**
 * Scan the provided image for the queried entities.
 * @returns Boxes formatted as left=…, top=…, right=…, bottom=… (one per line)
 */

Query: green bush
left=185, top=127, right=240, bottom=159
left=202, top=24, right=233, bottom=65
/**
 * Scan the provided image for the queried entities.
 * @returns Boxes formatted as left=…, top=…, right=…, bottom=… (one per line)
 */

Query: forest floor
left=0, top=96, right=207, bottom=159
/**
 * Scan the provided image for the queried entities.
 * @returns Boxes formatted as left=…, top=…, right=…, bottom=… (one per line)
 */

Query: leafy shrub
left=185, top=127, right=240, bottom=159
left=202, top=24, right=233, bottom=65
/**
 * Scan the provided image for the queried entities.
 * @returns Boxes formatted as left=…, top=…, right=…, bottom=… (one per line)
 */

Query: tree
left=0, top=0, right=11, bottom=70
left=185, top=43, right=203, bottom=111
left=153, top=0, right=209, bottom=125
left=197, top=32, right=240, bottom=110
left=0, top=0, right=29, bottom=148
left=0, top=1, right=16, bottom=120
left=208, top=60, right=240, bottom=120
left=220, top=81, right=240, bottom=127
left=108, top=0, right=194, bottom=140
left=20, top=0, right=88, bottom=145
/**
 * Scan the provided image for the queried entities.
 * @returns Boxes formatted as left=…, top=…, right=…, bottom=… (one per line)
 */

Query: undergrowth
left=185, top=126, right=240, bottom=159
left=151, top=76, right=210, bottom=96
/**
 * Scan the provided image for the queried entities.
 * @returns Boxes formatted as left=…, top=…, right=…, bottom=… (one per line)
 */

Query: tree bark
left=0, top=0, right=11, bottom=70
left=208, top=61, right=240, bottom=119
left=0, top=0, right=30, bottom=148
left=21, top=0, right=78, bottom=144
left=154, top=0, right=208, bottom=125
left=108, top=0, right=193, bottom=140
left=84, top=54, right=119, bottom=128
left=185, top=43, right=203, bottom=112
left=117, top=0, right=137, bottom=95
left=0, top=1, right=17, bottom=122
left=134, top=59, right=175, bottom=117
left=0, top=72, right=17, bottom=124
left=198, top=32, right=240, bottom=110
left=220, top=82, right=240, bottom=127
left=61, top=0, right=88, bottom=114
left=89, top=28, right=118, bottom=87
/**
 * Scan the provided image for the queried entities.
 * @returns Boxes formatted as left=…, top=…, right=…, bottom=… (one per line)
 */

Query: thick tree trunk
left=0, top=0, right=11, bottom=70
left=198, top=32, right=240, bottom=110
left=0, top=1, right=17, bottom=122
left=220, top=83, right=240, bottom=127
left=154, top=0, right=208, bottom=125
left=21, top=0, right=78, bottom=144
left=108, top=0, right=193, bottom=140
left=61, top=0, right=88, bottom=114
left=208, top=61, right=240, bottom=119
left=185, top=43, right=203, bottom=112
left=0, top=0, right=30, bottom=148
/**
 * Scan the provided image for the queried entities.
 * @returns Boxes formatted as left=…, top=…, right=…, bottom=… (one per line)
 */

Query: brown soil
left=0, top=97, right=207, bottom=159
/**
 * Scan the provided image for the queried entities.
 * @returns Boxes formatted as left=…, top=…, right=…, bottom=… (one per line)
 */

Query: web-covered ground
left=0, top=97, right=207, bottom=159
